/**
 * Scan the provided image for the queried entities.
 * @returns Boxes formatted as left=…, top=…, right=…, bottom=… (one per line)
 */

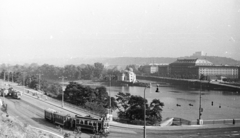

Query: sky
left=0, top=0, right=240, bottom=64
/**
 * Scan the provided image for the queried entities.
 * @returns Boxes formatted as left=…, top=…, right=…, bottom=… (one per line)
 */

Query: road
left=1, top=81, right=240, bottom=138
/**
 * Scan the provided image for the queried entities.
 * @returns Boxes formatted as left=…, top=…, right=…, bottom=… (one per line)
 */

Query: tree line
left=0, top=63, right=164, bottom=125
left=0, top=62, right=121, bottom=81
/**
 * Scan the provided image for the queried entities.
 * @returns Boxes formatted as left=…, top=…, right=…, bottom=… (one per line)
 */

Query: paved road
left=5, top=96, right=240, bottom=138
left=1, top=80, right=240, bottom=138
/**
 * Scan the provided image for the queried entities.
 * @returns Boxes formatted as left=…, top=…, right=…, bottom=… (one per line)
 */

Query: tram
left=44, top=108, right=110, bottom=133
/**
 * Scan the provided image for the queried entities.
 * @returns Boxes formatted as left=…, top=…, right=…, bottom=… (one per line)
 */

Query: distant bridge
left=136, top=75, right=240, bottom=92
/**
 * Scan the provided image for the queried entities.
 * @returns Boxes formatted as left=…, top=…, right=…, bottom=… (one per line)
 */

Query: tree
left=116, top=92, right=164, bottom=125
left=93, top=62, right=104, bottom=79
left=126, top=95, right=146, bottom=120
left=148, top=99, right=164, bottom=124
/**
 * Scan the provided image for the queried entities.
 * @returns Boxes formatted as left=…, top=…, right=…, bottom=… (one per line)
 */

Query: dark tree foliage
left=116, top=92, right=164, bottom=125
left=64, top=82, right=117, bottom=115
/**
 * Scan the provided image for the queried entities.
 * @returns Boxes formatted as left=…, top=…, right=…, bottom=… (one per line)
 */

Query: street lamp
left=59, top=76, right=67, bottom=108
left=22, top=72, right=26, bottom=93
left=36, top=74, right=43, bottom=92
left=106, top=74, right=114, bottom=114
left=198, top=74, right=204, bottom=125
left=143, top=84, right=159, bottom=138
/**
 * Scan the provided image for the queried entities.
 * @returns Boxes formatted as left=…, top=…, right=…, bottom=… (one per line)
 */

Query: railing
left=203, top=119, right=240, bottom=125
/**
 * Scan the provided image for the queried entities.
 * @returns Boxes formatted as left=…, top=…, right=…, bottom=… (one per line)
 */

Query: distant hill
left=3, top=56, right=240, bottom=67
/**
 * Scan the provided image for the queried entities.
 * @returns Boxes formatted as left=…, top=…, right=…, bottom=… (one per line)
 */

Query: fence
left=203, top=119, right=240, bottom=125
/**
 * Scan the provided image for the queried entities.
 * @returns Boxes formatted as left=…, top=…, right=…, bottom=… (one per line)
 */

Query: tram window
left=93, top=122, right=96, bottom=126
left=84, top=120, right=88, bottom=125
left=89, top=121, right=93, bottom=126
left=80, top=120, right=83, bottom=124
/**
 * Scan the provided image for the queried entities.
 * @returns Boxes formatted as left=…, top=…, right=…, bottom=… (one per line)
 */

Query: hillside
left=0, top=111, right=62, bottom=138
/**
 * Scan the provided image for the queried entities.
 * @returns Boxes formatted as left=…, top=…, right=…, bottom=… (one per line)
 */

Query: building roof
left=170, top=58, right=213, bottom=66
left=195, top=59, right=213, bottom=66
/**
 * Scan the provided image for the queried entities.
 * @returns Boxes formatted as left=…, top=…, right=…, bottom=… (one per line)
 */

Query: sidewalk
left=6, top=81, right=240, bottom=131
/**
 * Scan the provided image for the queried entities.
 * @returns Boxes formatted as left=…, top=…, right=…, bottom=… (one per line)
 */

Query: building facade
left=158, top=65, right=169, bottom=77
left=117, top=68, right=137, bottom=83
left=168, top=58, right=239, bottom=80
left=140, top=65, right=159, bottom=74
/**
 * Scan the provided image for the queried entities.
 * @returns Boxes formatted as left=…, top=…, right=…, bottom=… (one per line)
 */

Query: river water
left=73, top=80, right=240, bottom=121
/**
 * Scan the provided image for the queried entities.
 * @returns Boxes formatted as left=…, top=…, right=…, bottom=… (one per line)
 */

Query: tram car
left=44, top=108, right=110, bottom=133
left=7, top=89, right=22, bottom=99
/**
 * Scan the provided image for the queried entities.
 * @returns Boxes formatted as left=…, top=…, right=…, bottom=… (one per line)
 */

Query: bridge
left=136, top=75, right=240, bottom=92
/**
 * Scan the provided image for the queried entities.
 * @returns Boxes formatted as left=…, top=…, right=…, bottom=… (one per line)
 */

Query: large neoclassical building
left=168, top=58, right=239, bottom=80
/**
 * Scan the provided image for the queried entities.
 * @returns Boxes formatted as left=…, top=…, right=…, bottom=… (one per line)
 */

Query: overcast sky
left=0, top=0, right=240, bottom=63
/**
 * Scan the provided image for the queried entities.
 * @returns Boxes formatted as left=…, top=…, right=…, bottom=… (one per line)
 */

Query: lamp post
left=109, top=75, right=112, bottom=113
left=198, top=74, right=204, bottom=125
left=36, top=74, right=43, bottom=92
left=11, top=72, right=13, bottom=83
left=22, top=72, right=26, bottom=93
left=106, top=74, right=114, bottom=114
left=143, top=84, right=159, bottom=138
left=59, top=76, right=67, bottom=108
left=7, top=71, right=9, bottom=82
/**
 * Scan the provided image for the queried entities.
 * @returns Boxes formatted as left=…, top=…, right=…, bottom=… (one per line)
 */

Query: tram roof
left=44, top=108, right=57, bottom=113
left=54, top=111, right=71, bottom=117
left=75, top=115, right=99, bottom=120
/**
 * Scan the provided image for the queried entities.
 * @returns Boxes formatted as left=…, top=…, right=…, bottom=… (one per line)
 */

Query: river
left=71, top=80, right=240, bottom=121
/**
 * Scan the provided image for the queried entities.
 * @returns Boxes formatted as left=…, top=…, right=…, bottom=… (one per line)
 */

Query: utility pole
left=198, top=74, right=204, bottom=125
left=11, top=72, right=13, bottom=83
left=106, top=74, right=114, bottom=114
left=199, top=83, right=202, bottom=120
left=22, top=72, right=26, bottom=93
left=4, top=71, right=5, bottom=81
left=36, top=74, right=43, bottom=92
left=110, top=76, right=112, bottom=112
left=7, top=71, right=9, bottom=82
left=59, top=76, right=67, bottom=108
